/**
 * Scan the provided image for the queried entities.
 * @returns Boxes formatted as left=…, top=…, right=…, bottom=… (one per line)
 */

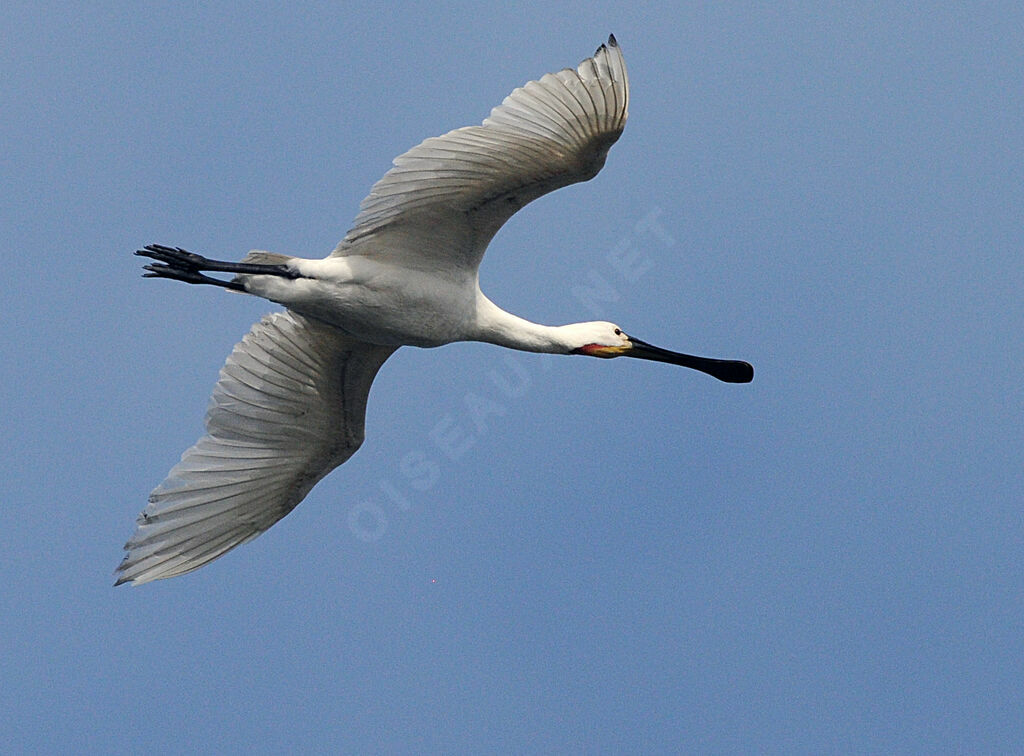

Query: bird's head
left=565, top=321, right=632, bottom=357
left=566, top=321, right=753, bottom=383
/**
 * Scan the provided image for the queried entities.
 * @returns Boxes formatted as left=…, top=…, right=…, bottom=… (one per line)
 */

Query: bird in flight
left=117, top=35, right=752, bottom=585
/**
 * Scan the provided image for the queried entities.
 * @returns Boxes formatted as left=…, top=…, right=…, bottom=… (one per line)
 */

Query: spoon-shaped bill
left=626, top=337, right=754, bottom=383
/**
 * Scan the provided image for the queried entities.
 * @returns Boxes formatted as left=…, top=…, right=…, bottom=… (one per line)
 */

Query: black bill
left=627, top=337, right=754, bottom=383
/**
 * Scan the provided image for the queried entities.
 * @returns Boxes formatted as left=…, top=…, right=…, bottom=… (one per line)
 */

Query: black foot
left=136, top=245, right=245, bottom=291
left=135, top=244, right=298, bottom=291
left=136, top=244, right=212, bottom=269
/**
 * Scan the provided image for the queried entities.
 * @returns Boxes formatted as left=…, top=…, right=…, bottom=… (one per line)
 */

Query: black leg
left=135, top=244, right=299, bottom=290
left=141, top=261, right=247, bottom=291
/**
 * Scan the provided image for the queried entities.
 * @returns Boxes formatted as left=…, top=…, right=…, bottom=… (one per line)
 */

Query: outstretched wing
left=333, top=35, right=629, bottom=273
left=117, top=311, right=395, bottom=585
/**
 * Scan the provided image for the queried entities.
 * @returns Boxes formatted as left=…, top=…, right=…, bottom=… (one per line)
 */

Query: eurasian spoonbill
left=117, top=35, right=752, bottom=585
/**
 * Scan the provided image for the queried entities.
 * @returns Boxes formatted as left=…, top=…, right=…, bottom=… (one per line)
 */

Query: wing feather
left=116, top=311, right=395, bottom=585
left=333, top=36, right=629, bottom=272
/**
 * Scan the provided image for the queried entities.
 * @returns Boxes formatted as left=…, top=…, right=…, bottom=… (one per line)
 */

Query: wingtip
left=596, top=34, right=619, bottom=56
left=114, top=552, right=141, bottom=586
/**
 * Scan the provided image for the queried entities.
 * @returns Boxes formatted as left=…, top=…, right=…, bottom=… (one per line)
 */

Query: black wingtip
left=113, top=563, right=129, bottom=587
left=595, top=35, right=619, bottom=56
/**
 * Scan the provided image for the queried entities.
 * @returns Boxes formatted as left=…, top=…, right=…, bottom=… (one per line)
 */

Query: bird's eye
left=614, top=328, right=622, bottom=336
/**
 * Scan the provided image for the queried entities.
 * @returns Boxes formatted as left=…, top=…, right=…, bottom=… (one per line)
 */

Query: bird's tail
left=240, top=250, right=292, bottom=266
left=231, top=250, right=294, bottom=287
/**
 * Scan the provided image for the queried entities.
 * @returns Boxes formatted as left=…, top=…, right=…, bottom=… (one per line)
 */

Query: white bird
left=117, top=36, right=752, bottom=586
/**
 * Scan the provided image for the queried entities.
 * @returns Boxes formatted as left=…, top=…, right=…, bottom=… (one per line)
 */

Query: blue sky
left=3, top=2, right=1022, bottom=751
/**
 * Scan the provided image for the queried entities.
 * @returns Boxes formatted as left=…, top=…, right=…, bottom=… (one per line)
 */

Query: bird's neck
left=471, top=293, right=567, bottom=354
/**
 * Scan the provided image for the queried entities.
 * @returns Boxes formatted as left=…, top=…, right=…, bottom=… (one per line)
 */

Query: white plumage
left=119, top=313, right=393, bottom=583
left=118, top=36, right=751, bottom=585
